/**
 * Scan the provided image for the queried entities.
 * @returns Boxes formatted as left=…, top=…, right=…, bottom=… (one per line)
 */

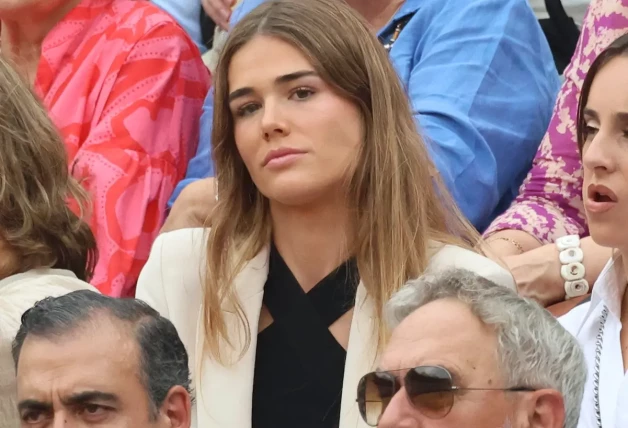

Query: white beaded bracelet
left=556, top=235, right=589, bottom=299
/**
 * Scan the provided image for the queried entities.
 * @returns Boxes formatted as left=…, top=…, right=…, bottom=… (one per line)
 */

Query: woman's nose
left=260, top=100, right=290, bottom=140
left=582, top=132, right=615, bottom=173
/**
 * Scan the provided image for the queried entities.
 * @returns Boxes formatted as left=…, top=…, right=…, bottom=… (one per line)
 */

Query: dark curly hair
left=0, top=57, right=97, bottom=281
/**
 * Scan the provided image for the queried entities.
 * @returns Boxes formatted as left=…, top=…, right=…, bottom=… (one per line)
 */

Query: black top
left=252, top=244, right=359, bottom=428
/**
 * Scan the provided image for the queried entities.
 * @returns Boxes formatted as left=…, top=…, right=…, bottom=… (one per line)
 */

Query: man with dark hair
left=11, top=290, right=192, bottom=428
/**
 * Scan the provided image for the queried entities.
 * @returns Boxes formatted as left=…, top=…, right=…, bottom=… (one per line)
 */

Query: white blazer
left=136, top=228, right=515, bottom=428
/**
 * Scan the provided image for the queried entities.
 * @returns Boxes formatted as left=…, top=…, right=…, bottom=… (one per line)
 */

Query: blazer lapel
left=194, top=247, right=270, bottom=428
left=339, top=283, right=377, bottom=428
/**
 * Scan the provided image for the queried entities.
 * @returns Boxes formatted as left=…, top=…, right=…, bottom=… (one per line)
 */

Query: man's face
left=15, top=315, right=180, bottom=427
left=377, top=298, right=524, bottom=428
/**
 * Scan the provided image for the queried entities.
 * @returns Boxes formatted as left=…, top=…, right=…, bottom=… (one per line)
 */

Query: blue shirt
left=152, top=0, right=207, bottom=53
left=170, top=0, right=560, bottom=231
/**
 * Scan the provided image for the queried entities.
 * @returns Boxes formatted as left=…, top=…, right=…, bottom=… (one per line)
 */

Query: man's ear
left=159, top=385, right=192, bottom=428
left=521, top=389, right=565, bottom=428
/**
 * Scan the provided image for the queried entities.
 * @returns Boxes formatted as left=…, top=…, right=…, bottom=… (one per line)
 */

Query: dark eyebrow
left=228, top=70, right=318, bottom=103
left=615, top=112, right=628, bottom=123
left=275, top=70, right=317, bottom=84
left=61, top=391, right=120, bottom=407
left=17, top=400, right=53, bottom=413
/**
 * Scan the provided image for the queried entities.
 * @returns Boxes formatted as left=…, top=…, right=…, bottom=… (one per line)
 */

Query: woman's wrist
left=504, top=244, right=565, bottom=306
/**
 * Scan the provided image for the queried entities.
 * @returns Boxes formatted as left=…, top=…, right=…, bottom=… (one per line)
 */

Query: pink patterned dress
left=34, top=0, right=211, bottom=297
left=485, top=0, right=628, bottom=243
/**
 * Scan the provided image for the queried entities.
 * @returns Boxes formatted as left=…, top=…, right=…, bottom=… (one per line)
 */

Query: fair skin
left=16, top=313, right=192, bottom=428
left=579, top=56, right=628, bottom=371
left=487, top=234, right=611, bottom=306
left=0, top=0, right=81, bottom=83
left=160, top=178, right=215, bottom=233
left=226, top=35, right=363, bottom=348
left=377, top=298, right=564, bottom=428
left=165, top=0, right=403, bottom=232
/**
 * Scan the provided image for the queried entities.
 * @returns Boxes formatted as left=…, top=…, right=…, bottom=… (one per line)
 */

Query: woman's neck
left=345, top=0, right=405, bottom=32
left=271, top=200, right=352, bottom=293
left=0, top=0, right=81, bottom=82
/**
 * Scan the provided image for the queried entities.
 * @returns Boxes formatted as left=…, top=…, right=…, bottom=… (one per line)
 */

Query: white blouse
left=560, top=255, right=628, bottom=428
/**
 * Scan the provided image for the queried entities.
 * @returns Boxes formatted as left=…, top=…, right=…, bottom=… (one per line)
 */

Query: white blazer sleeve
left=136, top=232, right=171, bottom=317
left=428, top=245, right=516, bottom=291
left=136, top=228, right=208, bottom=320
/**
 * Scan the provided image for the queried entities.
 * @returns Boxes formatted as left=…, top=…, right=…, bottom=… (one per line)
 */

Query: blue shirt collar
left=378, top=0, right=420, bottom=36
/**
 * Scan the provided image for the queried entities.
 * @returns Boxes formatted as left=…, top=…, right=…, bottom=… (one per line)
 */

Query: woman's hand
left=161, top=178, right=217, bottom=233
left=201, top=0, right=234, bottom=31
left=500, top=236, right=612, bottom=307
left=503, top=245, right=565, bottom=306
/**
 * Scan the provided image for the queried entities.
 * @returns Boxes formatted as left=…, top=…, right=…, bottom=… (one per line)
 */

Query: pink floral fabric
left=35, top=0, right=211, bottom=297
left=484, top=0, right=628, bottom=243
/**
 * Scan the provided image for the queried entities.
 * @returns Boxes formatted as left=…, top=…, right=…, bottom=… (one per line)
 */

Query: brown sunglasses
left=356, top=365, right=535, bottom=426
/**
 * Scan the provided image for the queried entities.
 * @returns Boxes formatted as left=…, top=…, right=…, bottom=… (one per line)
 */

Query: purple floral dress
left=485, top=0, right=628, bottom=243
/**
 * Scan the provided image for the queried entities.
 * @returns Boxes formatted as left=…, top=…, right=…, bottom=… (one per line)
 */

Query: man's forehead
left=20, top=311, right=137, bottom=360
left=16, top=315, right=140, bottom=397
left=380, top=298, right=497, bottom=370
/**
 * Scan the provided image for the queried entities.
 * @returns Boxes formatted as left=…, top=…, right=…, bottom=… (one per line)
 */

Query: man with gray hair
left=356, top=268, right=585, bottom=428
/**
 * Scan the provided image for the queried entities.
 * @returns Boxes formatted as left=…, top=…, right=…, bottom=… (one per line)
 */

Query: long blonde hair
left=205, top=0, right=479, bottom=364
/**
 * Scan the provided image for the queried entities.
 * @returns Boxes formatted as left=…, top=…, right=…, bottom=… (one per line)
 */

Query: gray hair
left=386, top=268, right=585, bottom=428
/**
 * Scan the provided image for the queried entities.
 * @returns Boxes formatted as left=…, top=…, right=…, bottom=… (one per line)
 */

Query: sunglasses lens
left=358, top=372, right=398, bottom=426
left=406, top=366, right=454, bottom=419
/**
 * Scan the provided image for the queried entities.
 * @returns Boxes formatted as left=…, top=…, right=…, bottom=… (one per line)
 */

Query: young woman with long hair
left=560, top=33, right=628, bottom=428
left=137, top=1, right=515, bottom=426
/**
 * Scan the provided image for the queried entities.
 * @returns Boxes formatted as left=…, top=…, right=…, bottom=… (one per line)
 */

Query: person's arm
left=407, top=0, right=559, bottom=229
left=161, top=177, right=216, bottom=233
left=504, top=236, right=612, bottom=306
left=74, top=23, right=210, bottom=297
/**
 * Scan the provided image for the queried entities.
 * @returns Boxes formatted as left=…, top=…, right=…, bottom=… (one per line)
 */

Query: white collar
left=0, top=269, right=77, bottom=289
left=586, top=252, right=626, bottom=324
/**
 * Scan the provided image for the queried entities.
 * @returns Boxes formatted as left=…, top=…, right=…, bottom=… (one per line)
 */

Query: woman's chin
left=263, top=185, right=329, bottom=208
left=589, top=224, right=626, bottom=251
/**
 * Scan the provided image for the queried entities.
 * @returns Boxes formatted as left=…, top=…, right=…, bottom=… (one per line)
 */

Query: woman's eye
left=291, top=87, right=314, bottom=100
left=235, top=103, right=259, bottom=117
left=584, top=125, right=598, bottom=139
